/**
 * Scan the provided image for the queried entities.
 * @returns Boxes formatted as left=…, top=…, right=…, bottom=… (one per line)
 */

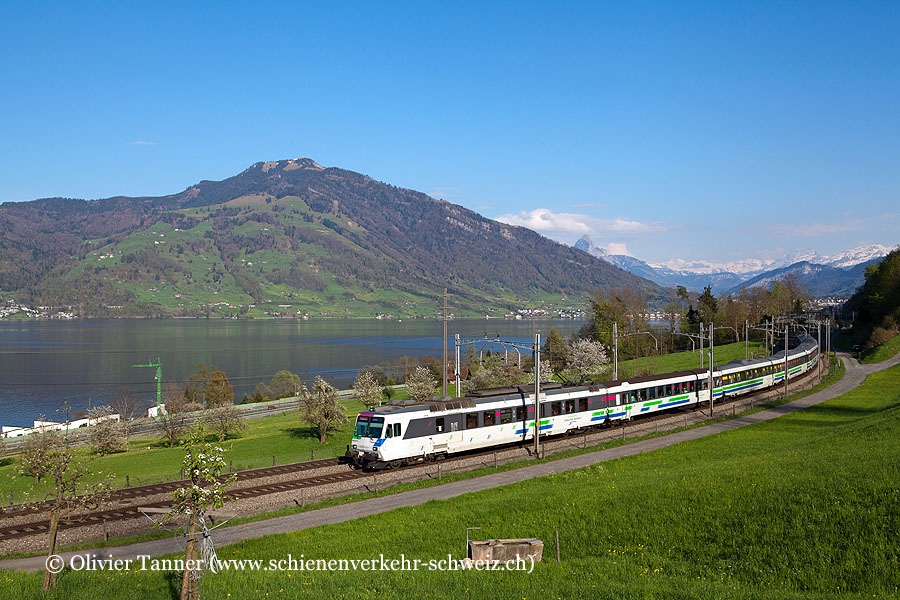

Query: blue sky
left=1, top=1, right=898, bottom=265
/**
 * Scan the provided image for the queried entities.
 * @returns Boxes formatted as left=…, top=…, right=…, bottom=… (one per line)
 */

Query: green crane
left=132, top=357, right=162, bottom=409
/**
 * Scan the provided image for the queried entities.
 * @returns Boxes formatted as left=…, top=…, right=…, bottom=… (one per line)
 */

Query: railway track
left=0, top=456, right=342, bottom=519
left=0, top=369, right=820, bottom=544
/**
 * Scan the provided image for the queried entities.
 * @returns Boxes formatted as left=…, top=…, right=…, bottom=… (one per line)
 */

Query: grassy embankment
left=3, top=356, right=890, bottom=598
left=859, top=334, right=900, bottom=364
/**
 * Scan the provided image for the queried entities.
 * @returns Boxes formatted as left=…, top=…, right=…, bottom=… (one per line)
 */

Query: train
left=348, top=335, right=820, bottom=470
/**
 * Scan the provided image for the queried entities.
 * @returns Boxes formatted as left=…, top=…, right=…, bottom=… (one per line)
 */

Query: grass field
left=859, top=334, right=900, bottom=364
left=4, top=357, right=893, bottom=599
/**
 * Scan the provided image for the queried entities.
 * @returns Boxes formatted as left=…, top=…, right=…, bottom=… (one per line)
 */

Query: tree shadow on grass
left=284, top=426, right=319, bottom=440
left=0, top=457, right=13, bottom=467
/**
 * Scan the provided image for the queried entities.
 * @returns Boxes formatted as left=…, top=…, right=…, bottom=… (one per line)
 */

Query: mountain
left=574, top=234, right=895, bottom=296
left=0, top=159, right=662, bottom=317
left=724, top=259, right=879, bottom=298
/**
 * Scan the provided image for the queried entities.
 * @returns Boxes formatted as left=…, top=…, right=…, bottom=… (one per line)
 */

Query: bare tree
left=208, top=404, right=248, bottom=442
left=111, top=388, right=142, bottom=439
left=406, top=366, right=436, bottom=403
left=88, top=406, right=127, bottom=455
left=158, top=385, right=196, bottom=448
left=299, top=376, right=348, bottom=443
left=28, top=406, right=113, bottom=590
left=353, top=369, right=383, bottom=410
left=19, top=426, right=53, bottom=484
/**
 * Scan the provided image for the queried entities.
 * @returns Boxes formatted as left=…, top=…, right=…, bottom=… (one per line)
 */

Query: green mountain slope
left=0, top=159, right=662, bottom=317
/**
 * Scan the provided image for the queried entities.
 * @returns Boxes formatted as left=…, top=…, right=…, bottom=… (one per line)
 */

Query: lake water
left=0, top=319, right=586, bottom=427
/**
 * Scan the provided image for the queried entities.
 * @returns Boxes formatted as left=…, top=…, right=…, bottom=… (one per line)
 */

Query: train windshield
left=354, top=415, right=385, bottom=438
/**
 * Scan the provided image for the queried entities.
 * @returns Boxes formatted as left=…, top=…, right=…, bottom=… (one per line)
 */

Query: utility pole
left=817, top=320, right=822, bottom=379
left=745, top=319, right=749, bottom=359
left=783, top=325, right=789, bottom=398
left=612, top=322, right=618, bottom=380
left=534, top=333, right=541, bottom=458
left=454, top=333, right=461, bottom=399
left=132, top=357, right=162, bottom=409
left=699, top=322, right=704, bottom=369
left=442, top=288, right=449, bottom=397
left=708, top=324, right=714, bottom=415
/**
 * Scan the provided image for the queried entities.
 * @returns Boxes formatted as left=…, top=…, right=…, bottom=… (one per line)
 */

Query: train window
left=466, top=413, right=478, bottom=429
left=617, top=393, right=624, bottom=406
left=564, top=400, right=575, bottom=414
left=385, top=425, right=392, bottom=438
left=515, top=407, right=525, bottom=421
left=665, top=384, right=673, bottom=396
left=483, top=411, right=495, bottom=426
left=436, top=418, right=445, bottom=433
left=579, top=398, right=588, bottom=412
left=551, top=402, right=561, bottom=416
left=394, top=423, right=401, bottom=437
left=499, top=408, right=512, bottom=424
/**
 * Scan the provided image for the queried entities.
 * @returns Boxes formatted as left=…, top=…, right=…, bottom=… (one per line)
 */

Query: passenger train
left=348, top=335, right=819, bottom=470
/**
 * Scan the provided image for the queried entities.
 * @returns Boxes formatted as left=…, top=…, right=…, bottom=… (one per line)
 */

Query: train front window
left=354, top=415, right=385, bottom=438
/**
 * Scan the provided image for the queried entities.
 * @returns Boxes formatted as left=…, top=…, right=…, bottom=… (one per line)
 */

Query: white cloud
left=607, top=242, right=631, bottom=256
left=130, top=140, right=156, bottom=146
left=495, top=208, right=592, bottom=235
left=494, top=208, right=665, bottom=239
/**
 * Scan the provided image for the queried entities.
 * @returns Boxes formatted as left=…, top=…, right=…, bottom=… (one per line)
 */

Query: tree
left=466, top=355, right=528, bottom=392
left=353, top=369, right=383, bottom=410
left=698, top=285, right=718, bottom=324
left=88, top=406, right=127, bottom=455
left=543, top=327, right=569, bottom=374
left=161, top=425, right=236, bottom=600
left=111, top=388, right=142, bottom=439
left=256, top=370, right=302, bottom=400
left=29, top=406, right=113, bottom=590
left=208, top=405, right=248, bottom=442
left=183, top=363, right=212, bottom=406
left=19, top=426, right=53, bottom=484
left=676, top=285, right=689, bottom=320
left=206, top=370, right=234, bottom=408
left=406, top=366, right=436, bottom=403
left=299, top=376, right=348, bottom=443
left=158, top=385, right=196, bottom=448
left=568, top=339, right=609, bottom=378
left=382, top=385, right=395, bottom=404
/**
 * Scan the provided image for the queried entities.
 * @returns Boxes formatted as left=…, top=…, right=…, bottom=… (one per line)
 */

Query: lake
left=0, top=318, right=586, bottom=427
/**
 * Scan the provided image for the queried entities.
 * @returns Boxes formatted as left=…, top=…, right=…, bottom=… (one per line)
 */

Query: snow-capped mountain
left=573, top=235, right=897, bottom=296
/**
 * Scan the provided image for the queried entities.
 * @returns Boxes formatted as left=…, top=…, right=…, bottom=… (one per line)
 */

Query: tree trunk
left=181, top=510, right=200, bottom=600
left=42, top=507, right=62, bottom=590
left=319, top=426, right=326, bottom=444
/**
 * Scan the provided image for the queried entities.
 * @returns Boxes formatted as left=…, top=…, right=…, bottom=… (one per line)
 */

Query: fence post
left=273, top=455, right=276, bottom=467
left=126, top=475, right=130, bottom=488
left=311, top=449, right=315, bottom=461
